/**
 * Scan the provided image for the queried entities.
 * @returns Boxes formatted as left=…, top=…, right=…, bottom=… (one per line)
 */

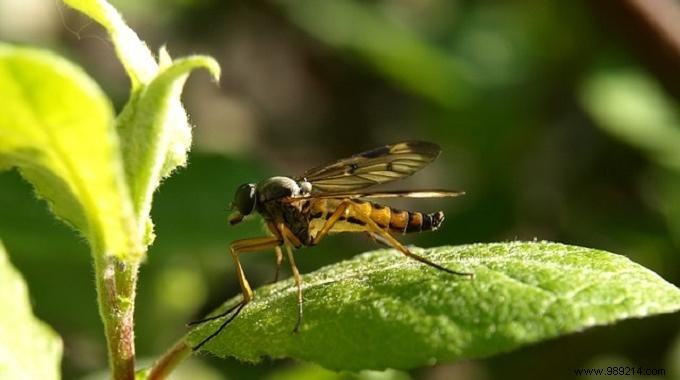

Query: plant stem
left=148, top=339, right=192, bottom=380
left=94, top=253, right=139, bottom=380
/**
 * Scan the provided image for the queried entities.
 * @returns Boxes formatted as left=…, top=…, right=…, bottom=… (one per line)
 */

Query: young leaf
left=188, top=242, right=680, bottom=370
left=62, top=0, right=220, bottom=246
left=115, top=52, right=220, bottom=240
left=0, top=241, right=62, bottom=380
left=62, top=0, right=158, bottom=87
left=0, top=44, right=139, bottom=259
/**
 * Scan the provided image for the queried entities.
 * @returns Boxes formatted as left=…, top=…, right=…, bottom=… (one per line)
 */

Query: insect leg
left=284, top=244, right=304, bottom=333
left=348, top=204, right=473, bottom=278
left=231, top=236, right=283, bottom=303
left=191, top=302, right=246, bottom=351
left=367, top=232, right=391, bottom=247
left=187, top=300, right=244, bottom=325
left=274, top=223, right=307, bottom=332
left=190, top=235, right=282, bottom=351
left=312, top=200, right=351, bottom=245
left=272, top=246, right=284, bottom=283
left=190, top=235, right=281, bottom=324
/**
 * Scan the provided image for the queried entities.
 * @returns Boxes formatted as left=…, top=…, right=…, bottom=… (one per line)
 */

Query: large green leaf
left=188, top=242, right=680, bottom=370
left=0, top=241, right=62, bottom=380
left=0, top=44, right=138, bottom=259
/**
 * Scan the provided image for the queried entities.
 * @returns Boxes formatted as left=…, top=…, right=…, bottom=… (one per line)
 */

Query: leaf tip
left=202, top=56, right=221, bottom=83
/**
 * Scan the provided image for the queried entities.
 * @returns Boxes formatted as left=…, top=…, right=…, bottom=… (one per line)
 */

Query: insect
left=191, top=141, right=473, bottom=350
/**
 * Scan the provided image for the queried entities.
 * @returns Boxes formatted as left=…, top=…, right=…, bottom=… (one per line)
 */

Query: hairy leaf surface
left=189, top=242, right=680, bottom=370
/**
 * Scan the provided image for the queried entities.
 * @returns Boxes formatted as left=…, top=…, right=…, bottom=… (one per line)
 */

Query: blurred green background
left=1, top=0, right=679, bottom=379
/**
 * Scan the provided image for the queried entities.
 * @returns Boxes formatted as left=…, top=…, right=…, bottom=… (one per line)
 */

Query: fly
left=190, top=141, right=473, bottom=350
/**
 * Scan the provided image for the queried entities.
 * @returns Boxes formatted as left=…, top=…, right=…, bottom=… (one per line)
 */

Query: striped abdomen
left=307, top=198, right=445, bottom=238
left=377, top=204, right=445, bottom=234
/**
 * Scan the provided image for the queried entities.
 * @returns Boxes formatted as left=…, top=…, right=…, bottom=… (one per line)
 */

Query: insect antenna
left=189, top=301, right=246, bottom=351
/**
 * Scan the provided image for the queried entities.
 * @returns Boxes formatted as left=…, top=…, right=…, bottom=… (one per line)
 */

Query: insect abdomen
left=371, top=203, right=444, bottom=234
left=307, top=199, right=444, bottom=236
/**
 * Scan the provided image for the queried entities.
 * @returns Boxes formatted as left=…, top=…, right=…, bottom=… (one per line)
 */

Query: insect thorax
left=256, top=177, right=297, bottom=202
left=255, top=176, right=312, bottom=246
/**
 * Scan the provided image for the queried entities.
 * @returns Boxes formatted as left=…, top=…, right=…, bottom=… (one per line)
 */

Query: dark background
left=1, top=0, right=679, bottom=379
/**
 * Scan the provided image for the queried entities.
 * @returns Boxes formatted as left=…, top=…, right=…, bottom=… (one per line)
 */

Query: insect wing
left=301, top=141, right=441, bottom=193
left=283, top=189, right=464, bottom=202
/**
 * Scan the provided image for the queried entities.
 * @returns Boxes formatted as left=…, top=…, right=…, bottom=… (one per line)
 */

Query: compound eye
left=234, top=183, right=256, bottom=215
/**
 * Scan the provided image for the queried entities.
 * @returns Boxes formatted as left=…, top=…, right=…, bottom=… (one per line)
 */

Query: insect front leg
left=190, top=235, right=282, bottom=351
left=230, top=236, right=284, bottom=302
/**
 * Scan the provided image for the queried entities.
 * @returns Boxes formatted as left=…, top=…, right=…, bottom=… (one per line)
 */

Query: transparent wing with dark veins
left=282, top=189, right=465, bottom=202
left=300, top=141, right=441, bottom=193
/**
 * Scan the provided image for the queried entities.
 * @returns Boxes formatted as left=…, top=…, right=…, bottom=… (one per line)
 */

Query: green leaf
left=0, top=44, right=139, bottom=259
left=62, top=0, right=158, bottom=88
left=0, top=241, right=62, bottom=380
left=188, top=242, right=680, bottom=370
left=265, top=363, right=410, bottom=380
left=115, top=50, right=220, bottom=244
left=62, top=0, right=220, bottom=245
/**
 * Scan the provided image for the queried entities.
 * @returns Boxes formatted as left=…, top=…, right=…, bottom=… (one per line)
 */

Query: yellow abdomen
left=307, top=198, right=444, bottom=238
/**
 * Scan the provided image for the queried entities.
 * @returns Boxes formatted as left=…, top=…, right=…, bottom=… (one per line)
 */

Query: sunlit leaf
left=63, top=0, right=158, bottom=87
left=0, top=241, right=62, bottom=380
left=61, top=0, right=220, bottom=246
left=0, top=44, right=139, bottom=259
left=189, top=242, right=680, bottom=370
left=115, top=51, right=220, bottom=245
